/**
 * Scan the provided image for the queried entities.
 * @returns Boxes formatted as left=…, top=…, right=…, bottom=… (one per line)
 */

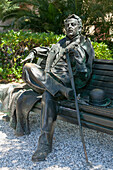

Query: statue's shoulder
left=51, top=37, right=66, bottom=52
left=51, top=37, right=66, bottom=49
left=58, top=37, right=66, bottom=46
left=80, top=35, right=91, bottom=46
left=80, top=35, right=95, bottom=59
left=80, top=35, right=91, bottom=44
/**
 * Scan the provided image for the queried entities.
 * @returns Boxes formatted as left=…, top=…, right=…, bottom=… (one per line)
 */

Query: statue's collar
left=66, top=35, right=81, bottom=45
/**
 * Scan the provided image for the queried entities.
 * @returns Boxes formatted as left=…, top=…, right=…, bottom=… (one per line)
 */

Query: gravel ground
left=0, top=102, right=113, bottom=170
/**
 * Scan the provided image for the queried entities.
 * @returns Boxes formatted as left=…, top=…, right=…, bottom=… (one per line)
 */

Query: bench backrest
left=81, top=59, right=113, bottom=99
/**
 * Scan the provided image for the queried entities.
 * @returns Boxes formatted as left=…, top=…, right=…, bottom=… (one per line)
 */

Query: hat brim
left=89, top=98, right=111, bottom=107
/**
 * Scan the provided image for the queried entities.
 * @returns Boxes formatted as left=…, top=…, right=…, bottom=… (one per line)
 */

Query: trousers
left=22, top=63, right=72, bottom=133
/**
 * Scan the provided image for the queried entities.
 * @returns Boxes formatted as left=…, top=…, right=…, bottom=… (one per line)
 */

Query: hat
left=89, top=88, right=111, bottom=107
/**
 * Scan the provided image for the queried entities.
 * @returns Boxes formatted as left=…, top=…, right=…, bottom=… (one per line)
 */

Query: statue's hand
left=65, top=48, right=76, bottom=55
left=21, top=52, right=35, bottom=63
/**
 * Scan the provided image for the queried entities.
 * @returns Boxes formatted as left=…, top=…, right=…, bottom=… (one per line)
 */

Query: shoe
left=32, top=133, right=52, bottom=162
left=60, top=86, right=73, bottom=99
left=32, top=143, right=52, bottom=162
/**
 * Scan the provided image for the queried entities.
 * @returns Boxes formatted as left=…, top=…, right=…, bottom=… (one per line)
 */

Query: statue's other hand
left=21, top=52, right=35, bottom=63
left=65, top=48, right=76, bottom=55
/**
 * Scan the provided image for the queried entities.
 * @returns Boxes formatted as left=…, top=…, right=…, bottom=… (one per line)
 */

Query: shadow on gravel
left=0, top=113, right=113, bottom=170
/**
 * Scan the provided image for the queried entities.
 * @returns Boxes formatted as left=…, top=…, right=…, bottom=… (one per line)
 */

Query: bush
left=103, top=41, right=113, bottom=55
left=91, top=41, right=113, bottom=60
left=0, top=30, right=64, bottom=82
left=0, top=30, right=112, bottom=82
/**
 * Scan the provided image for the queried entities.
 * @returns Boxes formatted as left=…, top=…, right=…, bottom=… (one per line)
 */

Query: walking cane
left=65, top=50, right=88, bottom=163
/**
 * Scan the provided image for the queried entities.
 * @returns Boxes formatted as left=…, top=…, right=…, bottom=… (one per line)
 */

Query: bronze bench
left=32, top=59, right=113, bottom=135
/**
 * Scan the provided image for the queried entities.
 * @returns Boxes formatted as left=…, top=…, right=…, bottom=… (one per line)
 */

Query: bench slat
left=94, top=59, right=113, bottom=64
left=59, top=106, right=113, bottom=129
left=91, top=75, right=113, bottom=82
left=58, top=115, right=113, bottom=135
left=93, top=64, right=113, bottom=71
left=88, top=80, right=113, bottom=89
left=93, top=70, right=113, bottom=77
left=58, top=103, right=113, bottom=118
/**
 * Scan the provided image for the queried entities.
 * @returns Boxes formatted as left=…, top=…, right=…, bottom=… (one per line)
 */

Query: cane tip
left=86, top=160, right=93, bottom=168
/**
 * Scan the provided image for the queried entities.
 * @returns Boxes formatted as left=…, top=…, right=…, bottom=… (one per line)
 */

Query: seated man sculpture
left=18, top=14, right=94, bottom=161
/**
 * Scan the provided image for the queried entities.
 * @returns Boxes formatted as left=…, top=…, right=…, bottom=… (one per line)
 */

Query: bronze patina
left=12, top=14, right=95, bottom=162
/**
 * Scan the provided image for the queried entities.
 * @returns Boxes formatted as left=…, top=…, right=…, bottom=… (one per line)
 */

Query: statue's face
left=65, top=18, right=80, bottom=39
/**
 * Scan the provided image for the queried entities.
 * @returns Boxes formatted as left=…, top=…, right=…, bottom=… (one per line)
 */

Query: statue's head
left=64, top=14, right=82, bottom=39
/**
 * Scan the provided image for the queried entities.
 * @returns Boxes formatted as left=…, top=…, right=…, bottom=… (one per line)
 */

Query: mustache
left=67, top=28, right=73, bottom=31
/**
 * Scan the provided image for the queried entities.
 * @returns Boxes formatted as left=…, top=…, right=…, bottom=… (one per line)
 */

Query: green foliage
left=0, top=30, right=112, bottom=82
left=0, top=67, right=3, bottom=74
left=82, top=0, right=113, bottom=41
left=103, top=40, right=113, bottom=56
left=0, top=0, right=10, bottom=19
left=1, top=0, right=112, bottom=39
left=0, top=30, right=64, bottom=82
left=1, top=0, right=84, bottom=34
left=92, top=41, right=113, bottom=60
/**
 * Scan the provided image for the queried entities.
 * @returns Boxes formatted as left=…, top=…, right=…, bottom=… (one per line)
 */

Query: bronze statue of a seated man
left=17, top=14, right=95, bottom=161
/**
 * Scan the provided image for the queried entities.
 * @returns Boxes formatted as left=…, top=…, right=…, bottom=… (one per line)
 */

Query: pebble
left=0, top=107, right=113, bottom=170
left=0, top=84, right=113, bottom=170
